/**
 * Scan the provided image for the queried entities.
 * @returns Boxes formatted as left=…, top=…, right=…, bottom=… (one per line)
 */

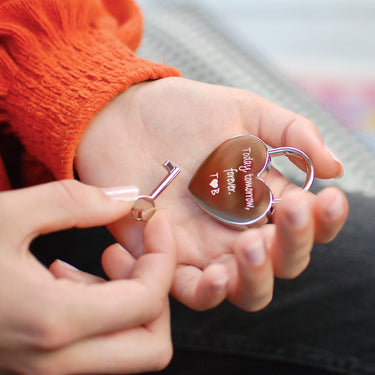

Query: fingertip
left=273, top=189, right=312, bottom=230
left=102, top=243, right=135, bottom=280
left=102, top=185, right=139, bottom=202
left=172, top=264, right=228, bottom=311
left=49, top=259, right=79, bottom=280
left=144, top=209, right=171, bottom=239
left=49, top=259, right=104, bottom=284
left=205, top=263, right=229, bottom=294
left=143, top=209, right=176, bottom=259
left=235, top=230, right=267, bottom=269
left=100, top=185, right=140, bottom=218
left=292, top=133, right=342, bottom=179
left=131, top=209, right=176, bottom=295
left=317, top=187, right=349, bottom=222
left=270, top=190, right=314, bottom=279
left=314, top=187, right=349, bottom=243
left=194, top=264, right=229, bottom=310
left=147, top=208, right=171, bottom=226
left=323, top=146, right=344, bottom=179
left=230, top=230, right=274, bottom=311
left=311, top=144, right=344, bottom=180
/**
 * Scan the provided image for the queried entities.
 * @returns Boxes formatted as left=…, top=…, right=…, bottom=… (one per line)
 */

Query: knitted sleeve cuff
left=0, top=0, right=181, bottom=180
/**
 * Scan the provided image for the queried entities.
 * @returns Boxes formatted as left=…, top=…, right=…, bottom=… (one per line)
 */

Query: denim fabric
left=32, top=191, right=375, bottom=375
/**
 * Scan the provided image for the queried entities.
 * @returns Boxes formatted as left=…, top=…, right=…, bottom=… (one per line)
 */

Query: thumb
left=2, top=180, right=139, bottom=243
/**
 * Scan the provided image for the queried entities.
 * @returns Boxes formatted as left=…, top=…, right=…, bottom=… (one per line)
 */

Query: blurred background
left=199, top=0, right=375, bottom=152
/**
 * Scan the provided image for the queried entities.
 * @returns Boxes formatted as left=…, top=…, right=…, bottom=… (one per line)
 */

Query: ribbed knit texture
left=0, top=0, right=181, bottom=190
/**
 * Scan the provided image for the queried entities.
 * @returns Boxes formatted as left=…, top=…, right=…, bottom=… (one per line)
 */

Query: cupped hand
left=76, top=77, right=349, bottom=311
left=0, top=180, right=176, bottom=375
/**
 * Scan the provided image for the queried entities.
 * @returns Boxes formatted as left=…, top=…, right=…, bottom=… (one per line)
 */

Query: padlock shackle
left=268, top=146, right=315, bottom=199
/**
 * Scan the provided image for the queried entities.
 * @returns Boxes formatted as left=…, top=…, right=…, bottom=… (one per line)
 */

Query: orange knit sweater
left=0, top=0, right=181, bottom=191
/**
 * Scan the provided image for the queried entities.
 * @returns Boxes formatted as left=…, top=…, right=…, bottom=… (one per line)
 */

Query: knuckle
left=52, top=180, right=89, bottom=226
left=27, top=310, right=67, bottom=351
left=31, top=323, right=59, bottom=350
left=140, top=286, right=167, bottom=321
left=301, top=116, right=317, bottom=130
left=54, top=179, right=85, bottom=208
left=153, top=295, right=168, bottom=317
left=292, top=115, right=317, bottom=133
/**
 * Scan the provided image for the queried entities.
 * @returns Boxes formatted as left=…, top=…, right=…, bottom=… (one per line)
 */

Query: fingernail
left=325, top=193, right=344, bottom=221
left=245, top=240, right=266, bottom=266
left=55, top=259, right=79, bottom=271
left=286, top=202, right=309, bottom=228
left=102, top=185, right=139, bottom=202
left=325, top=145, right=344, bottom=178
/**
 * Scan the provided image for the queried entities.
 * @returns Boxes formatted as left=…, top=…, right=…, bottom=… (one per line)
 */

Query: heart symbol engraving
left=209, top=179, right=219, bottom=189
left=189, top=135, right=274, bottom=228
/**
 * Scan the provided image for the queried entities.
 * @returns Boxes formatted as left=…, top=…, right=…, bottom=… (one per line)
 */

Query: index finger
left=0, top=180, right=138, bottom=247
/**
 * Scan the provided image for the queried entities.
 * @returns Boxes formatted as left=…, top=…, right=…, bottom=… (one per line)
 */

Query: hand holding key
left=0, top=180, right=177, bottom=374
left=132, top=161, right=181, bottom=222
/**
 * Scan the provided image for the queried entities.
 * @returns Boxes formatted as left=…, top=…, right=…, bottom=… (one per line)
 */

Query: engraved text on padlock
left=188, top=135, right=314, bottom=229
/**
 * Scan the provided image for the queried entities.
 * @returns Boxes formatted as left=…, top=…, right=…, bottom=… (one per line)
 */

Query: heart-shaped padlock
left=188, top=135, right=314, bottom=229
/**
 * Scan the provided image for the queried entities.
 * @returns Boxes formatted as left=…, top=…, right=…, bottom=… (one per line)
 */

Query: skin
left=74, top=77, right=349, bottom=312
left=0, top=180, right=177, bottom=374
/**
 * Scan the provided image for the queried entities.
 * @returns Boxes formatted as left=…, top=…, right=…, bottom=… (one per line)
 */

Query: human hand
left=76, top=77, right=349, bottom=312
left=0, top=180, right=176, bottom=374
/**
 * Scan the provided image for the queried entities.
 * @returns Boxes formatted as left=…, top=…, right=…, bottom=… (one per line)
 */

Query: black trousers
left=32, top=191, right=375, bottom=375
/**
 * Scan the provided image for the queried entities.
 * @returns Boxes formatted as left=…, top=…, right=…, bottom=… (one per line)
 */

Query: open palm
left=76, top=77, right=348, bottom=311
